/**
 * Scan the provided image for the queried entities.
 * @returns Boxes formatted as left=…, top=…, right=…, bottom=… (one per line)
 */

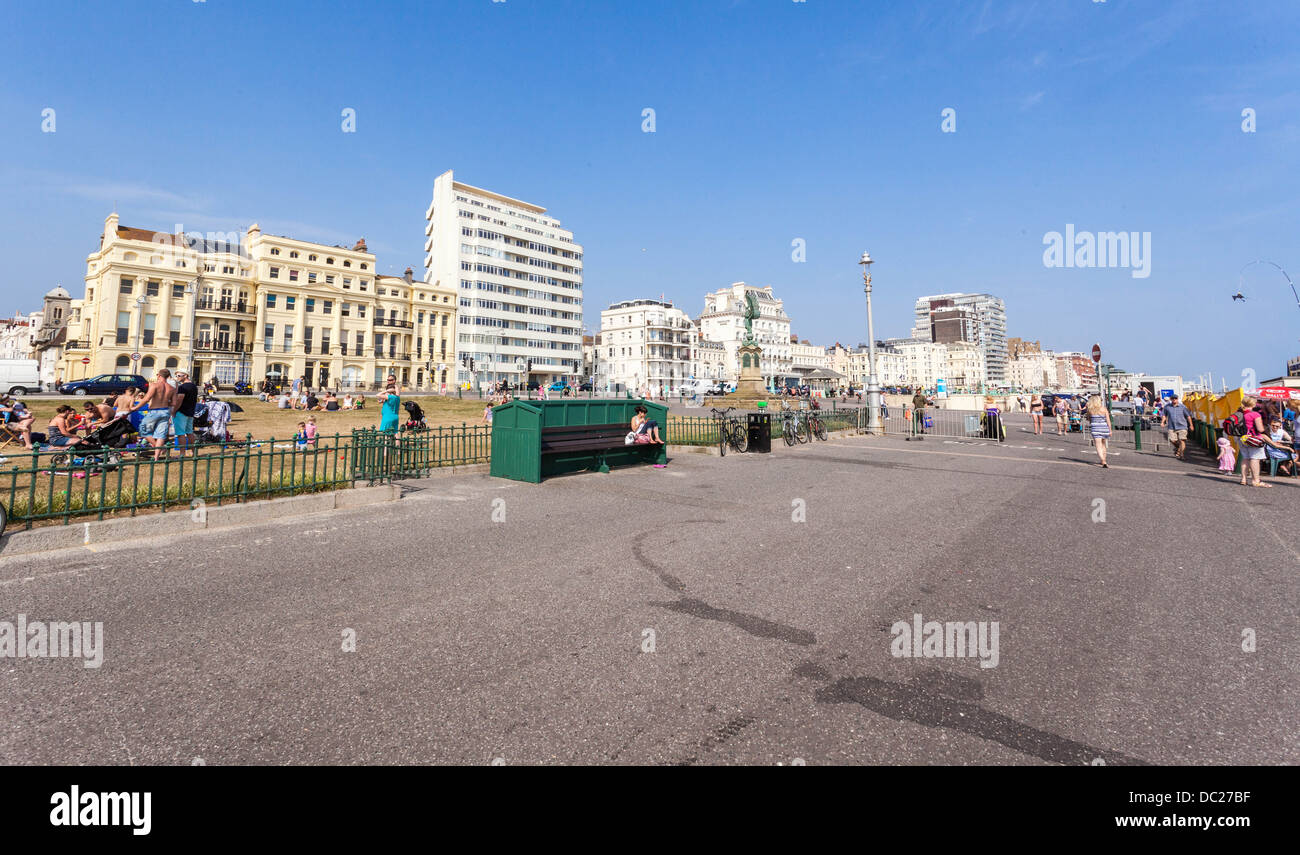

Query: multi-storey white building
left=599, top=299, right=697, bottom=394
left=944, top=341, right=986, bottom=391
left=424, top=170, right=583, bottom=389
left=897, top=340, right=949, bottom=389
left=1008, top=351, right=1059, bottom=390
left=693, top=338, right=727, bottom=385
left=849, top=345, right=907, bottom=389
left=698, top=283, right=792, bottom=386
left=913, top=293, right=1008, bottom=386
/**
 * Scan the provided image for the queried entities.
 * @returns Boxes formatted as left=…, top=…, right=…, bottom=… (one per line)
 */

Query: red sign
left=1091, top=344, right=1101, bottom=364
left=80, top=357, right=90, bottom=365
left=1255, top=386, right=1294, bottom=400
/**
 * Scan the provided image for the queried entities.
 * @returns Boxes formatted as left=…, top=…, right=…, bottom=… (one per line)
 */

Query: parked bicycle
left=710, top=406, right=748, bottom=456
left=807, top=407, right=828, bottom=441
left=780, top=403, right=811, bottom=446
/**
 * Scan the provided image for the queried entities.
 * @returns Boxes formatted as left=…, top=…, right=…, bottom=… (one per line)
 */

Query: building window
left=115, top=355, right=130, bottom=369
left=289, top=270, right=299, bottom=282
left=142, top=314, right=156, bottom=346
left=358, top=304, right=366, bottom=318
left=269, top=267, right=280, bottom=279
left=266, top=293, right=277, bottom=308
left=308, top=254, right=317, bottom=262
left=172, top=283, right=185, bottom=298
left=305, top=298, right=315, bottom=313
left=165, top=357, right=178, bottom=369
left=289, top=251, right=299, bottom=259
left=325, top=275, right=334, bottom=284
left=326, top=257, right=334, bottom=265
left=323, top=300, right=332, bottom=315
left=304, top=327, right=313, bottom=351
left=283, top=325, right=294, bottom=349
left=271, top=248, right=281, bottom=256
left=308, top=272, right=317, bottom=283
left=264, top=324, right=274, bottom=351
left=341, top=303, right=350, bottom=317
left=146, top=281, right=159, bottom=297
left=116, top=311, right=130, bottom=345
left=343, top=260, right=351, bottom=268
left=286, top=296, right=295, bottom=310
left=170, top=316, right=181, bottom=347
left=119, top=277, right=133, bottom=295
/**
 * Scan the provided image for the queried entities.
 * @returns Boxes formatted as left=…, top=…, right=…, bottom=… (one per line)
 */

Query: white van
left=0, top=359, right=42, bottom=395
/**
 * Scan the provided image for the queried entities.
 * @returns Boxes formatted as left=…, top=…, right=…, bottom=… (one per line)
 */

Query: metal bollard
left=1133, top=416, right=1142, bottom=451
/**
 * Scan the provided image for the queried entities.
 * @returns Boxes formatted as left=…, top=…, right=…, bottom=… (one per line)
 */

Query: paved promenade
left=1, top=421, right=1294, bottom=765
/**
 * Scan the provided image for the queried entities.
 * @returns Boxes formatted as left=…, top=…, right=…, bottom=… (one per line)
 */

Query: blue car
left=58, top=373, right=150, bottom=397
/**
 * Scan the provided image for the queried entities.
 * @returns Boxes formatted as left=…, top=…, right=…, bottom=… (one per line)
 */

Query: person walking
left=1030, top=394, right=1044, bottom=435
left=1085, top=394, right=1112, bottom=467
left=1159, top=393, right=1194, bottom=461
left=911, top=388, right=927, bottom=438
left=1053, top=396, right=1068, bottom=435
left=171, top=371, right=199, bottom=458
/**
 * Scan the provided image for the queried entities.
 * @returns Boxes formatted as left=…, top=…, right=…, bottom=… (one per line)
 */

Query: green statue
left=741, top=291, right=759, bottom=343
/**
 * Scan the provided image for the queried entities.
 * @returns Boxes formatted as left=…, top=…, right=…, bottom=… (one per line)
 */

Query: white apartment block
left=424, top=170, right=583, bottom=387
left=0, top=313, right=35, bottom=360
left=698, top=283, right=792, bottom=385
left=944, top=341, right=986, bottom=390
left=790, top=338, right=828, bottom=371
left=694, top=337, right=727, bottom=384
left=599, top=299, right=697, bottom=394
left=897, top=340, right=949, bottom=389
left=913, top=293, right=1008, bottom=386
left=1008, top=352, right=1059, bottom=390
left=849, top=346, right=907, bottom=389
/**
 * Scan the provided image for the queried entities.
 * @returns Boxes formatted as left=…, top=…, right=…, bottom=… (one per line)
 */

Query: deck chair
left=0, top=421, right=27, bottom=452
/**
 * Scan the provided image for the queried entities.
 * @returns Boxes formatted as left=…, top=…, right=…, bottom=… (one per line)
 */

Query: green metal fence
left=2, top=432, right=355, bottom=530
left=667, top=407, right=862, bottom=446
left=1, top=424, right=495, bottom=531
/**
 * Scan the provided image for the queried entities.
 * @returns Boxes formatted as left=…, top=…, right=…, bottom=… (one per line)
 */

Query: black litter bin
left=747, top=412, right=772, bottom=453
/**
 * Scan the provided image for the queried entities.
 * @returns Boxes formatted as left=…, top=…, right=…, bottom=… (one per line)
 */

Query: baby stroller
left=403, top=400, right=427, bottom=431
left=49, top=416, right=133, bottom=471
left=1068, top=410, right=1083, bottom=432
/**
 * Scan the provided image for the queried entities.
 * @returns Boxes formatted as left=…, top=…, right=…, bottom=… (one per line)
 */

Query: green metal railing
left=667, top=407, right=863, bottom=446
left=1, top=424, right=496, bottom=532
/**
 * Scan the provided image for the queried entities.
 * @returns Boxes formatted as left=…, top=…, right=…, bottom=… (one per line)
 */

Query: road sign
left=130, top=352, right=141, bottom=362
left=1091, top=344, right=1101, bottom=364
left=80, top=357, right=90, bottom=365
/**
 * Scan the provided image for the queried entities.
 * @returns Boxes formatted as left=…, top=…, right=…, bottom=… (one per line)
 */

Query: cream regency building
left=599, top=299, right=698, bottom=394
left=61, top=213, right=456, bottom=390
left=697, top=282, right=793, bottom=387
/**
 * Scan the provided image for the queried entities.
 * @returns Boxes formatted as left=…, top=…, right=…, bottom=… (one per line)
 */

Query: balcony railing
left=196, top=298, right=254, bottom=315
left=195, top=338, right=252, bottom=354
left=374, top=317, right=414, bottom=329
left=63, top=339, right=89, bottom=350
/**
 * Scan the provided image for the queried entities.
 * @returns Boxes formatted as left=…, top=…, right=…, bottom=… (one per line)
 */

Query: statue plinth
left=735, top=341, right=766, bottom=396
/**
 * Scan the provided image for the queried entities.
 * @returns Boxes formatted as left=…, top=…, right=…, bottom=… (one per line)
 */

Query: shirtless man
left=113, top=387, right=137, bottom=416
left=131, top=369, right=175, bottom=457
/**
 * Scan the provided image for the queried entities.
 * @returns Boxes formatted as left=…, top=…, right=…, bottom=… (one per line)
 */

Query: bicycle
left=780, top=404, right=811, bottom=446
left=807, top=408, right=828, bottom=441
left=710, top=407, right=748, bottom=456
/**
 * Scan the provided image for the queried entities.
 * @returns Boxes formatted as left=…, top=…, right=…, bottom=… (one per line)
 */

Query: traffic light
left=470, top=358, right=476, bottom=373
left=526, top=359, right=532, bottom=373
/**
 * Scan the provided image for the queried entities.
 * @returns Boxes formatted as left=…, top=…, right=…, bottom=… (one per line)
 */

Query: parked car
left=58, top=373, right=149, bottom=397
left=578, top=382, right=593, bottom=392
left=547, top=381, right=568, bottom=392
left=0, top=358, right=42, bottom=394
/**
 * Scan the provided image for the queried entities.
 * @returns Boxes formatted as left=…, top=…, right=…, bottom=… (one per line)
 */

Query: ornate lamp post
left=859, top=252, right=883, bottom=435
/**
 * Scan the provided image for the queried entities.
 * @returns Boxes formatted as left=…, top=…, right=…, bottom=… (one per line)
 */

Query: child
left=1216, top=436, right=1236, bottom=473
left=304, top=415, right=318, bottom=445
left=294, top=421, right=309, bottom=447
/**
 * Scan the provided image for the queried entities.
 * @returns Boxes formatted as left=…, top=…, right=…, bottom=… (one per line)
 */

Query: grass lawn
left=14, top=394, right=493, bottom=443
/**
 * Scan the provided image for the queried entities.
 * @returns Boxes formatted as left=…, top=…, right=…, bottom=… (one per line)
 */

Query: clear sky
left=2, top=0, right=1298, bottom=388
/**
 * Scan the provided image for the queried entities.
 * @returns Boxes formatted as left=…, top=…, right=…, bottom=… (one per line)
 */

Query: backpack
left=1221, top=411, right=1248, bottom=437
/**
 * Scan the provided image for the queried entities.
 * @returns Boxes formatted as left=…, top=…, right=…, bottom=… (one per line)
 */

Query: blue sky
left=2, top=0, right=1298, bottom=387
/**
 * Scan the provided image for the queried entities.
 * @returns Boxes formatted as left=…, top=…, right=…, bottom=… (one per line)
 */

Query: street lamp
left=132, top=294, right=147, bottom=374
left=859, top=251, right=883, bottom=435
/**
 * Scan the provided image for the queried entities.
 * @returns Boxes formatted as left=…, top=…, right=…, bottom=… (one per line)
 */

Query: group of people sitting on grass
left=265, top=388, right=364, bottom=412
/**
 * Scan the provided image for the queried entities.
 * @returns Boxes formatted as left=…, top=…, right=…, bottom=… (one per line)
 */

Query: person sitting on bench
left=631, top=405, right=663, bottom=444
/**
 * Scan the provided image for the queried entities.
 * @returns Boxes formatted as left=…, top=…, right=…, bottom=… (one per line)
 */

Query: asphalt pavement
left=1, top=413, right=1295, bottom=765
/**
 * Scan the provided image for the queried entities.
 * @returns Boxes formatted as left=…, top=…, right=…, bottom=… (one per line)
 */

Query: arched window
left=289, top=251, right=299, bottom=259
left=165, top=357, right=178, bottom=369
left=343, top=260, right=352, bottom=268
left=325, top=257, right=334, bottom=265
left=124, top=252, right=138, bottom=262
left=271, top=248, right=281, bottom=256
left=142, top=356, right=155, bottom=370
left=308, top=254, right=317, bottom=261
left=115, top=355, right=130, bottom=368
left=359, top=263, right=368, bottom=270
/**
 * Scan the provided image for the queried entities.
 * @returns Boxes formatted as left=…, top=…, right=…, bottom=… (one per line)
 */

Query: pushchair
left=49, top=416, right=133, bottom=471
left=1068, top=410, right=1083, bottom=432
left=403, top=400, right=427, bottom=431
